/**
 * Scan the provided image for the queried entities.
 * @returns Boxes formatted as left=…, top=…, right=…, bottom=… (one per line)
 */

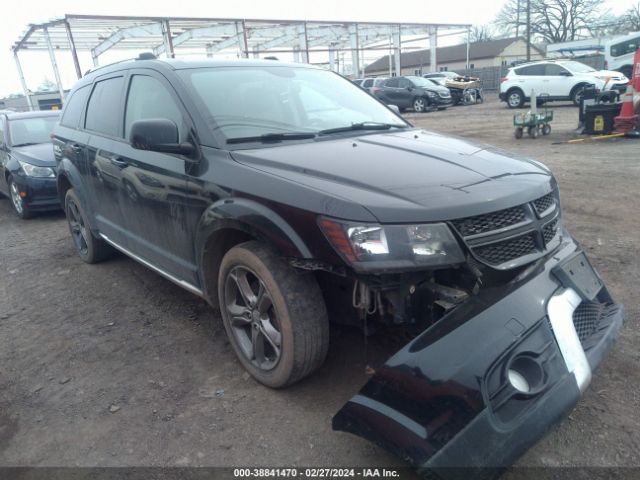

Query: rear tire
left=515, top=127, right=524, bottom=139
left=506, top=89, right=525, bottom=108
left=571, top=85, right=587, bottom=106
left=64, top=189, right=113, bottom=264
left=218, top=241, right=329, bottom=388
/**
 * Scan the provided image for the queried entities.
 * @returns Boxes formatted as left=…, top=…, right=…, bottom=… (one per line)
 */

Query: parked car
left=0, top=110, right=61, bottom=219
left=54, top=57, right=623, bottom=475
left=374, top=75, right=452, bottom=112
left=423, top=71, right=461, bottom=85
left=499, top=60, right=629, bottom=108
left=360, top=77, right=388, bottom=94
left=351, top=78, right=364, bottom=86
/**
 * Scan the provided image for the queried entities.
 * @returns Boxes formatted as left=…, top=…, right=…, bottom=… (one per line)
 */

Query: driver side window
left=125, top=75, right=186, bottom=142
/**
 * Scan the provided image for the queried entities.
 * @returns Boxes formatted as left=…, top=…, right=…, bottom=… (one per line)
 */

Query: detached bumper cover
left=333, top=238, right=623, bottom=477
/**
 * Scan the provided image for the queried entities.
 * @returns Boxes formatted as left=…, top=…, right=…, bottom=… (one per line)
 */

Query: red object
left=500, top=76, right=507, bottom=84
left=614, top=85, right=638, bottom=132
left=632, top=48, right=640, bottom=92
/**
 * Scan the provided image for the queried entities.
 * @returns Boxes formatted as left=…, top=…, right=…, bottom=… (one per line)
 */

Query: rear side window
left=85, top=76, right=125, bottom=137
left=60, top=85, right=90, bottom=128
left=514, top=65, right=545, bottom=76
left=610, top=38, right=639, bottom=57
left=385, top=78, right=399, bottom=87
left=124, top=75, right=185, bottom=142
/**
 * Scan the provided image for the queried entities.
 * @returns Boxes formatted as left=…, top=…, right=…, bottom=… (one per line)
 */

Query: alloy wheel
left=10, top=181, right=23, bottom=215
left=67, top=199, right=89, bottom=255
left=413, top=98, right=426, bottom=112
left=224, top=266, right=282, bottom=371
left=508, top=92, right=522, bottom=108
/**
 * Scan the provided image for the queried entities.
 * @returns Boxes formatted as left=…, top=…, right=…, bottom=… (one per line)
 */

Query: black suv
left=373, top=75, right=452, bottom=112
left=53, top=57, right=623, bottom=475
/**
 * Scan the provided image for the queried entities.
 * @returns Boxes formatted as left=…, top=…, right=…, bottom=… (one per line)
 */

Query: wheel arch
left=570, top=82, right=591, bottom=99
left=195, top=198, right=313, bottom=305
left=56, top=158, right=99, bottom=232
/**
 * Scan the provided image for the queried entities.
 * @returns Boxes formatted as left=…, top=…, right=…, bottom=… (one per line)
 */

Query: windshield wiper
left=319, top=122, right=407, bottom=135
left=11, top=142, right=40, bottom=147
left=226, top=132, right=317, bottom=144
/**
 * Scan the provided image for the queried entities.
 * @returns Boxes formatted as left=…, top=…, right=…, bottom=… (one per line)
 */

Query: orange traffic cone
left=614, top=85, right=638, bottom=132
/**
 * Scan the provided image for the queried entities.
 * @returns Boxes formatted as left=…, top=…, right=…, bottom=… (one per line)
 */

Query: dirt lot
left=1, top=96, right=639, bottom=476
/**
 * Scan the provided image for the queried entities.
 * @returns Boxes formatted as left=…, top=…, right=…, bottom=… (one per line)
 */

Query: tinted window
left=545, top=64, right=568, bottom=76
left=610, top=37, right=639, bottom=57
left=515, top=65, right=545, bottom=76
left=85, top=76, right=125, bottom=137
left=385, top=78, right=399, bottom=87
left=125, top=75, right=185, bottom=141
left=398, top=78, right=413, bottom=88
left=362, top=79, right=373, bottom=88
left=60, top=85, right=90, bottom=128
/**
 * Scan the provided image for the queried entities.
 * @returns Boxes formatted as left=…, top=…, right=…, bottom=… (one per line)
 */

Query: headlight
left=426, top=91, right=438, bottom=97
left=319, top=217, right=465, bottom=272
left=18, top=160, right=55, bottom=178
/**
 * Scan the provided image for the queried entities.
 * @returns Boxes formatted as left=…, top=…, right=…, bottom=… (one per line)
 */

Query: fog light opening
left=508, top=355, right=544, bottom=394
left=508, top=369, right=531, bottom=393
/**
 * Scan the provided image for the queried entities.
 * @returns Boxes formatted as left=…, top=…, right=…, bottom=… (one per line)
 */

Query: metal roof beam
left=153, top=23, right=238, bottom=56
left=91, top=22, right=162, bottom=59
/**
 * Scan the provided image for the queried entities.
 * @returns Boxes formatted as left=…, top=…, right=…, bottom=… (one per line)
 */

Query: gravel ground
left=0, top=95, right=639, bottom=477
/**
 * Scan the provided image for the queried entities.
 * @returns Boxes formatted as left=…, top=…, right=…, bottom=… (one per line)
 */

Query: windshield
left=561, top=61, right=596, bottom=73
left=9, top=116, right=59, bottom=146
left=179, top=66, right=407, bottom=141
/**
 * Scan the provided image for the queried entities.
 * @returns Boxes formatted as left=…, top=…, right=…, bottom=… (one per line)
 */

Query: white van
left=605, top=32, right=640, bottom=79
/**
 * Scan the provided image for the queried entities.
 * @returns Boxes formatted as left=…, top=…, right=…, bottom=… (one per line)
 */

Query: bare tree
left=496, top=0, right=604, bottom=43
left=467, top=25, right=496, bottom=43
left=589, top=3, right=640, bottom=36
left=622, top=2, right=640, bottom=32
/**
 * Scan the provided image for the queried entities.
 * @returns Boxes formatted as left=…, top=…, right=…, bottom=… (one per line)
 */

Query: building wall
left=366, top=39, right=544, bottom=76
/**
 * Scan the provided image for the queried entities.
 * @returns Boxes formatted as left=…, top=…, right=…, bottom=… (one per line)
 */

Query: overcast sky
left=1, top=0, right=635, bottom=97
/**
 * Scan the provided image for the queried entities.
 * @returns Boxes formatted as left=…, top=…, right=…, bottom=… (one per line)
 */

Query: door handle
left=109, top=157, right=127, bottom=168
left=70, top=143, right=83, bottom=154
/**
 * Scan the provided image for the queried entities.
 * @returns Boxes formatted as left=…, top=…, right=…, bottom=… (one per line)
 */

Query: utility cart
left=513, top=109, right=553, bottom=139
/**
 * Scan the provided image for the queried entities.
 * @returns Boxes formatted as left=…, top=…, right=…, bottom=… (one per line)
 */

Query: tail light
left=500, top=76, right=508, bottom=83
left=371, top=87, right=381, bottom=94
left=604, top=60, right=608, bottom=69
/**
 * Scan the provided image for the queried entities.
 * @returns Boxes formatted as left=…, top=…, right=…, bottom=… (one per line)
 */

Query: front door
left=108, top=70, right=199, bottom=285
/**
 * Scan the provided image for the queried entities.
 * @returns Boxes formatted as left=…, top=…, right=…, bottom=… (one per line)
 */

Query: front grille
left=533, top=192, right=555, bottom=215
left=542, top=219, right=559, bottom=244
left=572, top=302, right=605, bottom=344
left=451, top=206, right=526, bottom=237
left=474, top=233, right=536, bottom=265
left=450, top=190, right=560, bottom=269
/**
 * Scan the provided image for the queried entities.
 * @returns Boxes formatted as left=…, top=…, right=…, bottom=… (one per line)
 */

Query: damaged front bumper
left=333, top=236, right=624, bottom=478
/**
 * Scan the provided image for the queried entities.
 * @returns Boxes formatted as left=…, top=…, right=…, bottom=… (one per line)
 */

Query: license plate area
left=553, top=251, right=602, bottom=301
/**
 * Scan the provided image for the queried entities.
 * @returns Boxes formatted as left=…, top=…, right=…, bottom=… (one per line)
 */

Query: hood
left=230, top=129, right=555, bottom=224
left=594, top=70, right=629, bottom=82
left=11, top=143, right=56, bottom=167
left=422, top=84, right=450, bottom=95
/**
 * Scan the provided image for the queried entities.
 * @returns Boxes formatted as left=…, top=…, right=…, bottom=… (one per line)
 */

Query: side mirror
left=406, top=86, right=414, bottom=91
left=387, top=104, right=401, bottom=114
left=129, top=118, right=195, bottom=156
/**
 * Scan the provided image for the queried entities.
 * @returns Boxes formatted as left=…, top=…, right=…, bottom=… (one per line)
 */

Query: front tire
left=218, top=241, right=329, bottom=388
left=8, top=175, right=34, bottom=219
left=64, top=189, right=112, bottom=263
left=413, top=97, right=428, bottom=113
left=571, top=85, right=587, bottom=106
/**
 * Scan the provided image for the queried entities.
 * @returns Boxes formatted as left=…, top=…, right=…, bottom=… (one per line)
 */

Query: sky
left=1, top=0, right=635, bottom=97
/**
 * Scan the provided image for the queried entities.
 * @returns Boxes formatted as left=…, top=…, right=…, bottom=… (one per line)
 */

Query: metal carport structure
left=12, top=14, right=471, bottom=110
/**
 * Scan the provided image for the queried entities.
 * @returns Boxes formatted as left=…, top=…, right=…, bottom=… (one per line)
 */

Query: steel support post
left=13, top=51, right=34, bottom=111
left=43, top=26, right=65, bottom=102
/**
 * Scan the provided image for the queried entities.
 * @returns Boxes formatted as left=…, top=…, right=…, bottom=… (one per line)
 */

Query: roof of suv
left=83, top=57, right=320, bottom=82
left=2, top=110, right=60, bottom=120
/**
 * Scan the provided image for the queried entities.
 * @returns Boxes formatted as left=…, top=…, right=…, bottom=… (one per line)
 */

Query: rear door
left=0, top=117, right=8, bottom=196
left=397, top=77, right=415, bottom=108
left=380, top=77, right=401, bottom=104
left=106, top=69, right=199, bottom=285
left=513, top=64, right=546, bottom=97
left=82, top=74, right=131, bottom=248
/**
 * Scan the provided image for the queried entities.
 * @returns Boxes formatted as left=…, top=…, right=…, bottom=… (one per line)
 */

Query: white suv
left=499, top=60, right=629, bottom=108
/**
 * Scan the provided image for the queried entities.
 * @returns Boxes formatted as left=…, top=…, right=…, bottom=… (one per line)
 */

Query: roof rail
left=83, top=52, right=157, bottom=76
